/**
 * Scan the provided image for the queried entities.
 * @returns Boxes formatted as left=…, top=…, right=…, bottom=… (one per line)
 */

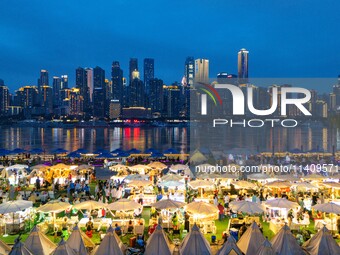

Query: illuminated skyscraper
left=76, top=67, right=89, bottom=108
left=184, top=57, right=195, bottom=86
left=0, top=85, right=9, bottom=115
left=53, top=76, right=62, bottom=107
left=38, top=69, right=49, bottom=93
left=238, top=48, right=249, bottom=83
left=94, top=66, right=105, bottom=89
left=40, top=85, right=53, bottom=114
left=61, top=75, right=68, bottom=89
left=129, top=58, right=138, bottom=83
left=111, top=61, right=123, bottom=103
left=149, top=78, right=163, bottom=114
left=194, top=59, right=209, bottom=84
left=85, top=68, right=93, bottom=102
left=144, top=58, right=154, bottom=95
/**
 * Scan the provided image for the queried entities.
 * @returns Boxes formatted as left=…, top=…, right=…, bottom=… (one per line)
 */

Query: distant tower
left=238, top=48, right=249, bottom=83
left=38, top=69, right=49, bottom=93
left=129, top=58, right=138, bottom=83
left=93, top=66, right=105, bottom=89
left=111, top=61, right=123, bottom=104
left=85, top=68, right=93, bottom=102
left=144, top=58, right=154, bottom=95
left=194, top=59, right=209, bottom=84
left=184, top=57, right=195, bottom=86
left=75, top=67, right=89, bottom=108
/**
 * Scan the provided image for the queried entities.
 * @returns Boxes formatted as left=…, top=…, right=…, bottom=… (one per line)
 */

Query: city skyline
left=1, top=1, right=340, bottom=91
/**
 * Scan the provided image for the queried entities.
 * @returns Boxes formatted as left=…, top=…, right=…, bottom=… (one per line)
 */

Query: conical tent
left=180, top=224, right=211, bottom=255
left=24, top=225, right=57, bottom=255
left=144, top=225, right=172, bottom=255
left=216, top=236, right=243, bottom=255
left=302, top=226, right=340, bottom=255
left=9, top=238, right=33, bottom=255
left=66, top=225, right=95, bottom=255
left=237, top=221, right=265, bottom=255
left=271, top=224, right=305, bottom=255
left=0, top=238, right=11, bottom=255
left=255, top=238, right=275, bottom=255
left=51, top=238, right=77, bottom=255
left=93, top=231, right=124, bottom=255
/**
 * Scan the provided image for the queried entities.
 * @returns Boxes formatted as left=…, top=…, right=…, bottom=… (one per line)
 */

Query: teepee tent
left=237, top=222, right=265, bottom=255
left=216, top=235, right=243, bottom=255
left=302, top=226, right=340, bottom=255
left=144, top=225, right=172, bottom=255
left=93, top=231, right=124, bottom=255
left=255, top=238, right=275, bottom=255
left=271, top=224, right=305, bottom=255
left=24, top=225, right=57, bottom=255
left=51, top=238, right=76, bottom=255
left=9, top=237, right=33, bottom=255
left=189, top=150, right=208, bottom=164
left=0, top=238, right=11, bottom=255
left=180, top=224, right=211, bottom=255
left=66, top=225, right=95, bottom=255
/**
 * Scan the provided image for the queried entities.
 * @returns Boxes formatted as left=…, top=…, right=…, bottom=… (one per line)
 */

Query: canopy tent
left=0, top=239, right=10, bottom=255
left=159, top=180, right=185, bottom=188
left=93, top=231, right=124, bottom=255
left=291, top=182, right=318, bottom=192
left=51, top=238, right=76, bottom=255
left=188, top=180, right=214, bottom=189
left=9, top=237, right=33, bottom=255
left=24, top=225, right=57, bottom=255
left=313, top=202, right=340, bottom=214
left=147, top=162, right=167, bottom=170
left=169, top=164, right=189, bottom=172
left=216, top=236, right=243, bottom=255
left=189, top=150, right=208, bottom=164
left=127, top=180, right=153, bottom=187
left=51, top=148, right=68, bottom=154
left=109, top=164, right=128, bottom=172
left=123, top=174, right=149, bottom=182
left=302, top=173, right=326, bottom=181
left=275, top=175, right=301, bottom=182
left=271, top=224, right=305, bottom=255
left=229, top=201, right=264, bottom=215
left=128, top=164, right=151, bottom=174
left=180, top=224, right=211, bottom=255
left=264, top=181, right=292, bottom=188
left=237, top=222, right=265, bottom=255
left=231, top=180, right=257, bottom=189
left=151, top=199, right=186, bottom=210
left=73, top=201, right=107, bottom=212
left=6, top=164, right=29, bottom=170
left=66, top=225, right=95, bottom=255
left=255, top=238, right=275, bottom=255
left=247, top=173, right=271, bottom=181
left=107, top=199, right=142, bottom=212
left=161, top=174, right=184, bottom=182
left=144, top=225, right=172, bottom=255
left=302, top=226, right=340, bottom=255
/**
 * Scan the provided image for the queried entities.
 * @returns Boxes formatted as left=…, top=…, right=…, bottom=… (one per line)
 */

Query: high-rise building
left=15, top=86, right=39, bottom=118
left=38, top=69, right=49, bottom=93
left=129, top=78, right=145, bottom=107
left=129, top=58, right=138, bottom=83
left=149, top=78, right=163, bottom=114
left=93, top=87, right=106, bottom=118
left=184, top=57, right=195, bottom=86
left=144, top=58, right=154, bottom=95
left=40, top=85, right=53, bottom=114
left=94, top=66, right=105, bottom=89
left=61, top=75, right=68, bottom=89
left=52, top=76, right=62, bottom=107
left=109, top=100, right=121, bottom=119
left=194, top=59, right=209, bottom=84
left=111, top=61, right=124, bottom=103
left=238, top=48, right=249, bottom=83
left=76, top=67, right=89, bottom=108
left=166, top=85, right=181, bottom=118
left=0, top=85, right=9, bottom=115
left=85, top=68, right=93, bottom=103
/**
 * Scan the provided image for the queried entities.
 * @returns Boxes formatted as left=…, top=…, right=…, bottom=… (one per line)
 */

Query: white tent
left=66, top=225, right=95, bottom=255
left=271, top=224, right=305, bottom=255
left=180, top=224, right=211, bottom=255
left=51, top=238, right=76, bottom=255
left=237, top=222, right=265, bottom=255
left=302, top=226, right=340, bottom=255
left=24, top=225, right=57, bottom=255
left=255, top=238, right=275, bottom=255
left=216, top=236, right=243, bottom=255
left=144, top=225, right=172, bottom=255
left=0, top=238, right=11, bottom=255
left=93, top=231, right=124, bottom=255
left=9, top=238, right=33, bottom=255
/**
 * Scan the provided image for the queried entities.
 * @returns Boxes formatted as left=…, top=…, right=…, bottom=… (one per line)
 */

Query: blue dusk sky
left=0, top=0, right=340, bottom=92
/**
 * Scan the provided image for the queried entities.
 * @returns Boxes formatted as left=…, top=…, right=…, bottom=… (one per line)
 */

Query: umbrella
left=312, top=202, right=340, bottom=214
left=76, top=164, right=93, bottom=171
left=159, top=181, right=184, bottom=188
left=275, top=175, right=301, bottom=182
left=0, top=200, right=33, bottom=236
left=127, top=180, right=153, bottom=187
left=185, top=201, right=218, bottom=218
left=75, top=148, right=88, bottom=154
left=11, top=148, right=26, bottom=154
left=188, top=180, right=214, bottom=189
left=29, top=148, right=44, bottom=154
left=107, top=199, right=142, bottom=211
left=110, top=164, right=128, bottom=172
left=116, top=151, right=130, bottom=157
left=229, top=201, right=264, bottom=214
left=231, top=180, right=257, bottom=189
left=247, top=173, right=271, bottom=180
left=93, top=148, right=109, bottom=154
left=129, top=164, right=151, bottom=173
left=124, top=174, right=149, bottom=181
left=169, top=164, right=189, bottom=171
left=73, top=201, right=107, bottom=211
left=147, top=162, right=167, bottom=169
left=163, top=148, right=179, bottom=154
left=51, top=148, right=68, bottom=154
left=96, top=152, right=114, bottom=158
left=150, top=152, right=165, bottom=158
left=265, top=181, right=292, bottom=188
left=67, top=152, right=81, bottom=158
left=144, top=148, right=159, bottom=154
left=161, top=174, right=184, bottom=182
left=0, top=149, right=11, bottom=155
left=265, top=198, right=299, bottom=209
left=111, top=148, right=124, bottom=154
left=303, top=173, right=326, bottom=180
left=127, top=148, right=141, bottom=154
left=151, top=199, right=186, bottom=210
